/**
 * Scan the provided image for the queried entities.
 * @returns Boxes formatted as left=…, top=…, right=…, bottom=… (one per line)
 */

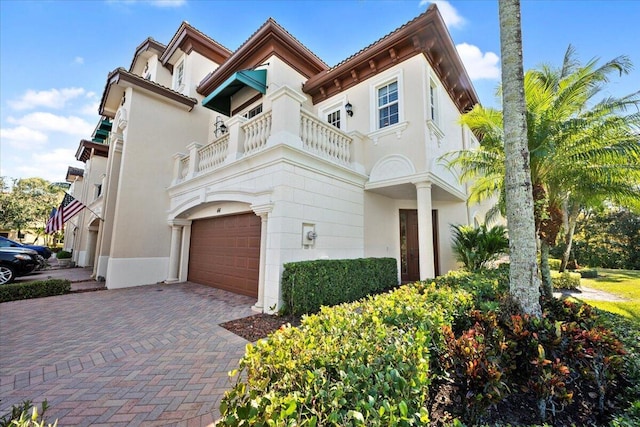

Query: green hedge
left=0, top=279, right=71, bottom=303
left=281, top=257, right=398, bottom=315
left=551, top=271, right=581, bottom=290
left=219, top=282, right=473, bottom=426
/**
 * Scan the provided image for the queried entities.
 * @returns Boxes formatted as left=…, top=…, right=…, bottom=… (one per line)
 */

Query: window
left=175, top=61, right=184, bottom=88
left=243, top=104, right=263, bottom=119
left=378, top=81, right=399, bottom=128
left=429, top=80, right=439, bottom=123
left=327, top=109, right=341, bottom=129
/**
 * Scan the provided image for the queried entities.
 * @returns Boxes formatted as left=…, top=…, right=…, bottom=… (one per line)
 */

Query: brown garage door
left=188, top=213, right=261, bottom=297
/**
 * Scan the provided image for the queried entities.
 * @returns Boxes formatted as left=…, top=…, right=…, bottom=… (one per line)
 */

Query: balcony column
left=185, top=142, right=202, bottom=179
left=414, top=181, right=435, bottom=280
left=251, top=203, right=273, bottom=312
left=224, top=115, right=247, bottom=163
left=172, top=152, right=187, bottom=185
left=166, top=219, right=191, bottom=283
left=266, top=85, right=306, bottom=149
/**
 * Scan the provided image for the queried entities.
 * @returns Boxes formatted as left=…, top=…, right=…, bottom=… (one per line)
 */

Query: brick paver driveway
left=0, top=283, right=256, bottom=426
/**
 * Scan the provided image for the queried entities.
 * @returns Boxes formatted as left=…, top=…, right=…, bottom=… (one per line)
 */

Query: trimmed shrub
left=219, top=283, right=473, bottom=426
left=579, top=268, right=598, bottom=278
left=551, top=271, right=581, bottom=290
left=548, top=258, right=562, bottom=270
left=55, top=250, right=72, bottom=259
left=0, top=279, right=71, bottom=303
left=281, top=257, right=397, bottom=315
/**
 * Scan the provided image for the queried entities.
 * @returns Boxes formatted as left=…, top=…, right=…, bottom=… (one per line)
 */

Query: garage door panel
left=188, top=213, right=261, bottom=297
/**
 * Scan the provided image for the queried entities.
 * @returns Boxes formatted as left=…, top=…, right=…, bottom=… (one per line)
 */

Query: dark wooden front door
left=399, top=209, right=440, bottom=282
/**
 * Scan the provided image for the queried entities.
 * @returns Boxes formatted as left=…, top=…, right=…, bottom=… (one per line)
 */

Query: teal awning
left=202, top=69, right=267, bottom=115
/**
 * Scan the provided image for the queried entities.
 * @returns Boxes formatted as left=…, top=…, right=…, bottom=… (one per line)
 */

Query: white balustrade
left=197, top=135, right=229, bottom=173
left=180, top=157, right=189, bottom=179
left=300, top=111, right=351, bottom=165
left=243, top=112, right=272, bottom=155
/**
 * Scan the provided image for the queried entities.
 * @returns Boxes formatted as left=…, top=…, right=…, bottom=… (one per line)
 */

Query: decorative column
left=414, top=181, right=435, bottom=279
left=266, top=85, right=306, bottom=149
left=166, top=219, right=191, bottom=283
left=251, top=203, right=273, bottom=312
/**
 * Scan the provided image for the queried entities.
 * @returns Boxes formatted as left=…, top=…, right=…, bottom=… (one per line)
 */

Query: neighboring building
left=65, top=4, right=487, bottom=312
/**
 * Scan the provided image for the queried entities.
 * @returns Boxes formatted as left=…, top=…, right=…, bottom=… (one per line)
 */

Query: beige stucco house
left=65, top=4, right=486, bottom=312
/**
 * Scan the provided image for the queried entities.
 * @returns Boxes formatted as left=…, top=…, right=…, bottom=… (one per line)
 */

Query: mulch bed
left=220, top=313, right=302, bottom=342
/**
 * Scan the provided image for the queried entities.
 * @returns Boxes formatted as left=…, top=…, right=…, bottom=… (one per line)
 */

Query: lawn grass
left=579, top=268, right=640, bottom=325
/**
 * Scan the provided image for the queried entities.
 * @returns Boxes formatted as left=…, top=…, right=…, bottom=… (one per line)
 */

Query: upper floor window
left=327, top=109, right=341, bottom=129
left=429, top=80, right=439, bottom=123
left=175, top=61, right=185, bottom=89
left=243, top=104, right=263, bottom=119
left=378, top=81, right=399, bottom=128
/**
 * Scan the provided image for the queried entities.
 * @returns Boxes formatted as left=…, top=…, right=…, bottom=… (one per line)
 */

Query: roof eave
left=99, top=68, right=198, bottom=118
left=303, top=4, right=479, bottom=114
left=196, top=19, right=329, bottom=96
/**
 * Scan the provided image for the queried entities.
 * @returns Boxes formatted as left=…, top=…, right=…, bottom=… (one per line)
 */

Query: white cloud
left=420, top=1, right=465, bottom=28
left=106, top=0, right=186, bottom=7
left=148, top=0, right=186, bottom=7
left=79, top=101, right=100, bottom=116
left=456, top=43, right=501, bottom=80
left=74, top=56, right=84, bottom=65
left=0, top=126, right=48, bottom=149
left=7, top=112, right=94, bottom=136
left=8, top=87, right=86, bottom=111
left=8, top=148, right=84, bottom=183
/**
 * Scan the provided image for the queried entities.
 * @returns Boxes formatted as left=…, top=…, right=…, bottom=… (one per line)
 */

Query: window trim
left=318, top=97, right=347, bottom=131
left=369, top=69, right=404, bottom=133
left=174, top=59, right=185, bottom=90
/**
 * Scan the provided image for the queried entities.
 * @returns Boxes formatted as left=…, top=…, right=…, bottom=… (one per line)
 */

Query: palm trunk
left=499, top=0, right=542, bottom=316
left=540, top=240, right=553, bottom=298
left=560, top=204, right=580, bottom=272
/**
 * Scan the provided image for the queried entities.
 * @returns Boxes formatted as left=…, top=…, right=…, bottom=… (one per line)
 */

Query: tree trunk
left=560, top=203, right=580, bottom=272
left=498, top=0, right=542, bottom=316
left=540, top=240, right=553, bottom=298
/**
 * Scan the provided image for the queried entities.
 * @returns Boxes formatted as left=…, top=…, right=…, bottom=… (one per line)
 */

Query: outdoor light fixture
left=214, top=116, right=227, bottom=137
left=345, top=102, right=353, bottom=117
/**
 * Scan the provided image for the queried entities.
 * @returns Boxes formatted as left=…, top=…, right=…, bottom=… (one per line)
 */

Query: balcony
left=172, top=86, right=364, bottom=186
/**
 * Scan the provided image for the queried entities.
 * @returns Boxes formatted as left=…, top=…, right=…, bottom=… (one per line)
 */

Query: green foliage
left=0, top=400, right=57, bottom=427
left=579, top=268, right=598, bottom=279
left=551, top=271, right=581, bottom=289
left=561, top=208, right=640, bottom=270
left=0, top=178, right=64, bottom=242
left=55, top=250, right=72, bottom=259
left=433, top=265, right=509, bottom=312
left=450, top=224, right=509, bottom=272
left=0, top=279, right=71, bottom=303
left=219, top=283, right=473, bottom=426
left=547, top=258, right=561, bottom=270
left=281, top=257, right=398, bottom=315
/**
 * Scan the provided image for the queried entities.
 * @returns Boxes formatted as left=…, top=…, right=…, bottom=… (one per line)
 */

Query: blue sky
left=1, top=0, right=638, bottom=183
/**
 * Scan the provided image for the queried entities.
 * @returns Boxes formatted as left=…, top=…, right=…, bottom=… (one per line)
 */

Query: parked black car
left=0, top=236, right=52, bottom=260
left=0, top=247, right=39, bottom=284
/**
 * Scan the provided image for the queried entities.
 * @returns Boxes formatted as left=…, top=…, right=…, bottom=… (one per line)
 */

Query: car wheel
left=0, top=265, right=16, bottom=285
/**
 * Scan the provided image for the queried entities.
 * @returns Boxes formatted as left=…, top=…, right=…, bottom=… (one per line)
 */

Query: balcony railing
left=173, top=87, right=359, bottom=186
left=198, top=134, right=229, bottom=172
left=243, top=112, right=271, bottom=155
left=300, top=110, right=351, bottom=165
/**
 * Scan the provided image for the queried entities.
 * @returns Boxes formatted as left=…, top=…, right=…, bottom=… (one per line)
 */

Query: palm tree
left=498, top=0, right=541, bottom=315
left=447, top=46, right=640, bottom=297
left=450, top=224, right=509, bottom=272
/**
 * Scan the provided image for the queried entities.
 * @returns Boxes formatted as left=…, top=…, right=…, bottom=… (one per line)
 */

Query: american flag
left=45, top=193, right=86, bottom=234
